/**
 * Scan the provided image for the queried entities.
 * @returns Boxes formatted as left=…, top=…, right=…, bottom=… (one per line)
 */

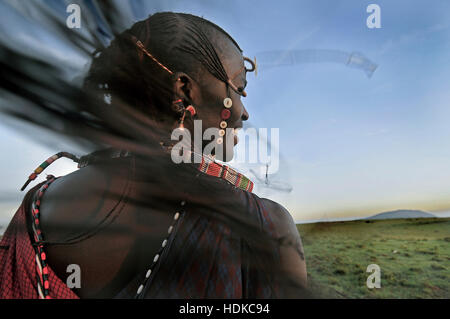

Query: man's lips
left=233, top=127, right=241, bottom=145
left=233, top=134, right=239, bottom=145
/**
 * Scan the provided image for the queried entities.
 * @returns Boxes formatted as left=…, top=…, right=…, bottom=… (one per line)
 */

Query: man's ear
left=173, top=72, right=200, bottom=105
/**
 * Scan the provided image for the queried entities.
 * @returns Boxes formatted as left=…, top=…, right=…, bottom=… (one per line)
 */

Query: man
left=0, top=12, right=307, bottom=299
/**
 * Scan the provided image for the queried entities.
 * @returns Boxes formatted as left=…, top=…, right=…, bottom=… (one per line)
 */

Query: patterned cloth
left=110, top=185, right=281, bottom=299
left=0, top=183, right=79, bottom=299
left=139, top=192, right=281, bottom=298
left=0, top=161, right=281, bottom=299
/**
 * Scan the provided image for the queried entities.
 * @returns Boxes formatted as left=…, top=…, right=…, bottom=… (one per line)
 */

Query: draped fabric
left=118, top=191, right=281, bottom=299
left=143, top=198, right=280, bottom=298
left=0, top=183, right=79, bottom=299
left=0, top=175, right=282, bottom=299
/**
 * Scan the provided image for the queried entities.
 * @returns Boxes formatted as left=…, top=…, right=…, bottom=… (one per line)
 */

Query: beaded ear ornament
left=216, top=57, right=256, bottom=144
left=216, top=97, right=232, bottom=145
left=172, top=98, right=197, bottom=130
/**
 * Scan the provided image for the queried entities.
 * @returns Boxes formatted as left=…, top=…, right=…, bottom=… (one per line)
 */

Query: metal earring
left=178, top=104, right=197, bottom=130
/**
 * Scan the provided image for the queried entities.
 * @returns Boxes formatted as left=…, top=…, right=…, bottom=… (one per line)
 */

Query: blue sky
left=1, top=0, right=450, bottom=226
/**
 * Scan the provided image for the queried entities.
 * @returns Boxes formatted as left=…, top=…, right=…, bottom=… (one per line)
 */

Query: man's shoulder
left=258, top=198, right=297, bottom=236
left=38, top=160, right=131, bottom=242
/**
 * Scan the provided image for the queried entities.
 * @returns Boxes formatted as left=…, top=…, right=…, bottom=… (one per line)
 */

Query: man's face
left=190, top=40, right=249, bottom=162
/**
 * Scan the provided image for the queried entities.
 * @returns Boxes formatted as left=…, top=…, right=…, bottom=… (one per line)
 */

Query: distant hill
left=365, top=209, right=435, bottom=220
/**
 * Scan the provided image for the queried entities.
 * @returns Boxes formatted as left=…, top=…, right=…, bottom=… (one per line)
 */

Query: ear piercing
left=173, top=99, right=196, bottom=130
left=172, top=97, right=231, bottom=144
left=186, top=105, right=196, bottom=117
left=178, top=105, right=196, bottom=130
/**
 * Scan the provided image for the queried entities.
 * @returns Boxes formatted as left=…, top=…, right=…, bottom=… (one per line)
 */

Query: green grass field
left=1, top=217, right=448, bottom=298
left=297, top=218, right=450, bottom=298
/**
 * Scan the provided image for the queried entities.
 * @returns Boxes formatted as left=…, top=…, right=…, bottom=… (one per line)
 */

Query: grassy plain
left=297, top=218, right=449, bottom=298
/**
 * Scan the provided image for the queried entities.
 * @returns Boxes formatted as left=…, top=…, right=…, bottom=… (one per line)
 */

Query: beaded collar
left=21, top=149, right=254, bottom=195
left=197, top=155, right=254, bottom=192
left=77, top=148, right=254, bottom=193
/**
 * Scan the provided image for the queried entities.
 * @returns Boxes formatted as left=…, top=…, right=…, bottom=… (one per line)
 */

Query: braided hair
left=83, top=12, right=242, bottom=122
